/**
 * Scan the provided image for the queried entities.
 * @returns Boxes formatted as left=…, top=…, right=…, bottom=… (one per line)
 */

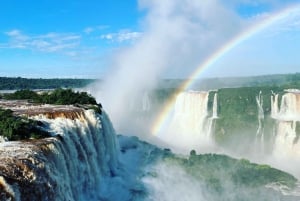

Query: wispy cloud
left=1, top=29, right=81, bottom=54
left=83, top=25, right=109, bottom=34
left=100, top=30, right=142, bottom=43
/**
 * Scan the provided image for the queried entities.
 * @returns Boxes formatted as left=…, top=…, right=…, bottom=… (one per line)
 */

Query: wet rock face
left=0, top=140, right=57, bottom=201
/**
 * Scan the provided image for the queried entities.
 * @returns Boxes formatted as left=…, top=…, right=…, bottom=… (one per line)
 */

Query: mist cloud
left=95, top=0, right=244, bottom=134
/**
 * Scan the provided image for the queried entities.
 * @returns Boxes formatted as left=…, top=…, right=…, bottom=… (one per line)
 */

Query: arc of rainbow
left=152, top=4, right=300, bottom=135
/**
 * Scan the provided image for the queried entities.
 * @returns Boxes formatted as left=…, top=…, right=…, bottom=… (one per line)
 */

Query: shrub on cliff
left=4, top=89, right=39, bottom=100
left=0, top=108, right=49, bottom=141
left=37, top=88, right=97, bottom=105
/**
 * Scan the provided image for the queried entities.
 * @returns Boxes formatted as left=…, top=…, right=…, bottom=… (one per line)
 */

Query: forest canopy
left=0, top=77, right=96, bottom=90
left=0, top=108, right=49, bottom=141
left=3, top=88, right=97, bottom=105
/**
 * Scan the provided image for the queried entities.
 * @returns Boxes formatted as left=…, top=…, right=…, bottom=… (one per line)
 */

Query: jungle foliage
left=0, top=108, right=49, bottom=141
left=0, top=77, right=95, bottom=90
left=3, top=88, right=97, bottom=105
left=160, top=152, right=298, bottom=200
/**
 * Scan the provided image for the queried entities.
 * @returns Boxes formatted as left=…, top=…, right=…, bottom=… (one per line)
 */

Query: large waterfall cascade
left=0, top=107, right=119, bottom=201
left=172, top=91, right=210, bottom=135
left=164, top=91, right=218, bottom=152
left=272, top=91, right=300, bottom=157
left=156, top=89, right=300, bottom=157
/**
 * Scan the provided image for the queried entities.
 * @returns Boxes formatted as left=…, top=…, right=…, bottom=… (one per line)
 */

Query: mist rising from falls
left=143, top=161, right=208, bottom=201
left=142, top=91, right=151, bottom=112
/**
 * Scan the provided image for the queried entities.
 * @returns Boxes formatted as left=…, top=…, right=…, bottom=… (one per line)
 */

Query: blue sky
left=0, top=0, right=299, bottom=78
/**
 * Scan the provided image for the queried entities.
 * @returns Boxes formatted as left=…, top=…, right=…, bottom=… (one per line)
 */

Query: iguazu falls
left=1, top=0, right=300, bottom=200
left=1, top=78, right=300, bottom=201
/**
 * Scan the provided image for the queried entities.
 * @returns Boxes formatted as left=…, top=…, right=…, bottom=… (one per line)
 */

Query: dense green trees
left=0, top=89, right=98, bottom=141
left=4, top=89, right=39, bottom=100
left=0, top=108, right=49, bottom=141
left=0, top=77, right=96, bottom=90
left=3, top=88, right=97, bottom=105
left=160, top=153, right=297, bottom=200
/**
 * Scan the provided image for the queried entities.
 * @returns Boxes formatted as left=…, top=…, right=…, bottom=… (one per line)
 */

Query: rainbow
left=152, top=3, right=300, bottom=135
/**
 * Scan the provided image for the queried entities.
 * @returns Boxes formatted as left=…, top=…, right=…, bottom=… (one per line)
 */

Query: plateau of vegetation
left=158, top=72, right=300, bottom=90
left=159, top=151, right=298, bottom=201
left=3, top=88, right=97, bottom=105
left=0, top=89, right=100, bottom=141
left=0, top=77, right=96, bottom=90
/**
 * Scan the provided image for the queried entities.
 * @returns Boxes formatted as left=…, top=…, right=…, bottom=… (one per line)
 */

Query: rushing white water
left=212, top=93, right=218, bottom=119
left=0, top=109, right=120, bottom=201
left=255, top=91, right=265, bottom=152
left=272, top=92, right=300, bottom=156
left=172, top=91, right=209, bottom=135
left=271, top=92, right=279, bottom=118
left=35, top=109, right=119, bottom=200
left=162, top=91, right=217, bottom=153
left=277, top=92, right=300, bottom=121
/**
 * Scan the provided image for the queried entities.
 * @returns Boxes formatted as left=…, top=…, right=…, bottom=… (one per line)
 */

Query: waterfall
left=171, top=91, right=209, bottom=136
left=255, top=91, right=264, bottom=152
left=212, top=93, right=218, bottom=119
left=273, top=121, right=299, bottom=157
left=278, top=92, right=300, bottom=121
left=272, top=91, right=300, bottom=158
left=0, top=109, right=119, bottom=201
left=271, top=92, right=279, bottom=118
left=206, top=93, right=218, bottom=140
left=163, top=91, right=215, bottom=152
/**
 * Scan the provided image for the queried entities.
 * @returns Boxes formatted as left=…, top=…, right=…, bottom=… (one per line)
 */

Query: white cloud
left=100, top=30, right=142, bottom=43
left=84, top=27, right=94, bottom=34
left=83, top=25, right=109, bottom=34
left=2, top=29, right=81, bottom=55
left=5, top=29, right=29, bottom=41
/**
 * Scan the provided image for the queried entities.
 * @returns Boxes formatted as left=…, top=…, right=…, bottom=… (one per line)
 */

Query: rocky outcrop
left=0, top=100, right=119, bottom=201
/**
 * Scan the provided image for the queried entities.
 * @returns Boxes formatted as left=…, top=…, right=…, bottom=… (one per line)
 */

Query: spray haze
left=96, top=0, right=243, bottom=136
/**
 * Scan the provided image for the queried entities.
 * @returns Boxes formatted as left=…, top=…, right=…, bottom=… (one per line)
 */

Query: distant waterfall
left=278, top=92, right=300, bottom=121
left=272, top=91, right=300, bottom=158
left=212, top=93, right=218, bottom=119
left=256, top=91, right=265, bottom=152
left=271, top=92, right=279, bottom=118
left=207, top=93, right=218, bottom=139
left=0, top=109, right=119, bottom=201
left=172, top=91, right=209, bottom=135
left=164, top=91, right=217, bottom=152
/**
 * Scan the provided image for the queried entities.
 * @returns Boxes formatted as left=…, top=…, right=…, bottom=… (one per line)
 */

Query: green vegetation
left=0, top=89, right=99, bottom=141
left=212, top=86, right=287, bottom=152
left=185, top=153, right=297, bottom=188
left=0, top=108, right=49, bottom=141
left=160, top=152, right=297, bottom=200
left=183, top=72, right=300, bottom=90
left=0, top=77, right=96, bottom=90
left=3, top=88, right=97, bottom=105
